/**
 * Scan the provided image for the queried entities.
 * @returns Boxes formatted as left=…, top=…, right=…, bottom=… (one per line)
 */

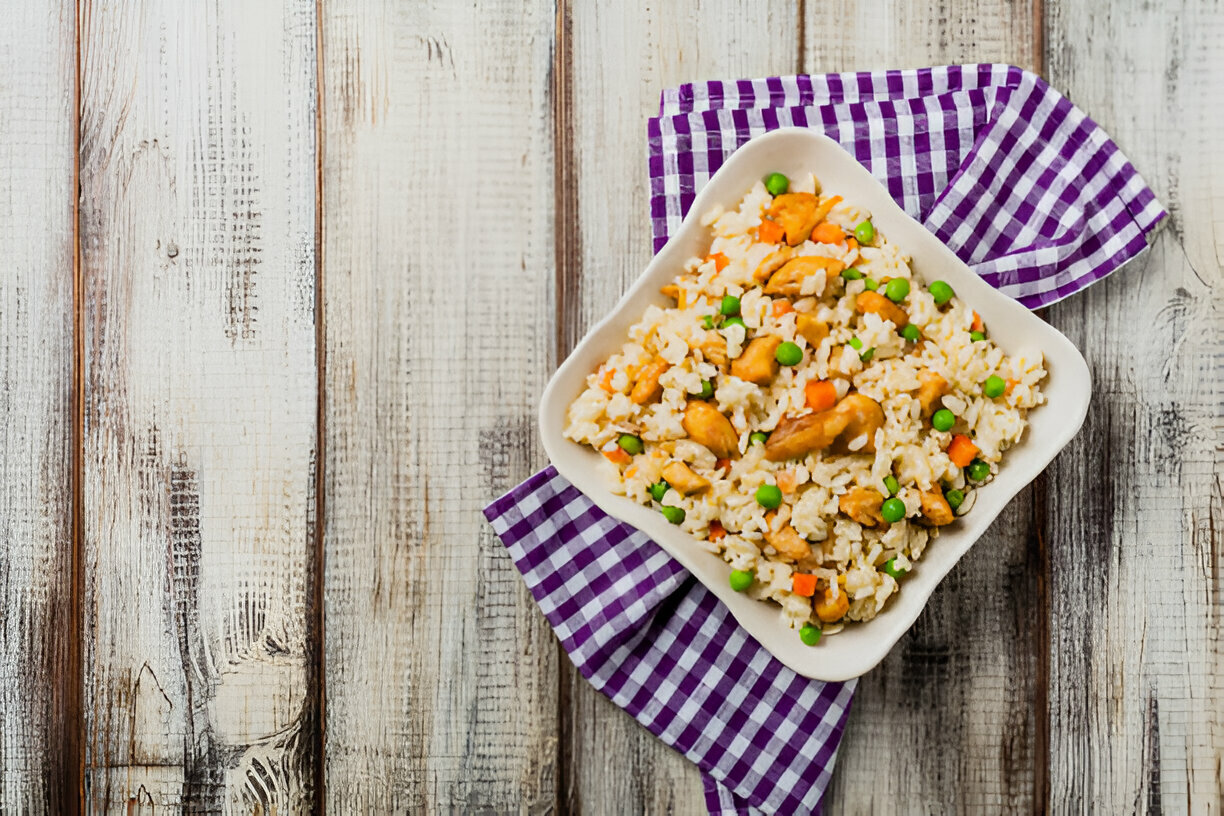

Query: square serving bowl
left=539, top=128, right=1090, bottom=682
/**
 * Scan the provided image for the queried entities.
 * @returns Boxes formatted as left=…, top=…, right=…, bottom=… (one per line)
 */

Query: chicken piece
left=767, top=192, right=821, bottom=246
left=681, top=401, right=739, bottom=459
left=764, top=392, right=885, bottom=461
left=915, top=369, right=949, bottom=418
left=763, top=523, right=812, bottom=561
left=661, top=461, right=711, bottom=495
left=839, top=486, right=884, bottom=527
left=660, top=284, right=680, bottom=301
left=815, top=583, right=850, bottom=623
left=829, top=393, right=887, bottom=455
left=693, top=331, right=728, bottom=367
left=752, top=246, right=796, bottom=282
left=629, top=357, right=670, bottom=405
left=762, top=256, right=843, bottom=297
left=855, top=290, right=909, bottom=329
left=795, top=313, right=829, bottom=348
left=730, top=335, right=782, bottom=385
left=918, top=490, right=955, bottom=526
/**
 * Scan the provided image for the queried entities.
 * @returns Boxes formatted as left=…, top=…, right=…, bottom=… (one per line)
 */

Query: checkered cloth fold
left=484, top=65, right=1164, bottom=815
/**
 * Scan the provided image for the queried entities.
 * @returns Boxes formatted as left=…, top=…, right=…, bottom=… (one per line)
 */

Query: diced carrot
left=792, top=573, right=818, bottom=597
left=805, top=379, right=838, bottom=412
left=757, top=218, right=785, bottom=244
left=1006, top=378, right=1019, bottom=395
left=624, top=466, right=638, bottom=479
left=602, top=446, right=631, bottom=466
left=599, top=368, right=616, bottom=393
left=708, top=520, right=727, bottom=541
left=845, top=237, right=858, bottom=251
left=972, top=311, right=984, bottom=333
left=715, top=457, right=732, bottom=473
left=772, top=299, right=794, bottom=317
left=776, top=469, right=797, bottom=494
left=706, top=252, right=730, bottom=272
left=812, top=222, right=845, bottom=244
left=947, top=434, right=980, bottom=468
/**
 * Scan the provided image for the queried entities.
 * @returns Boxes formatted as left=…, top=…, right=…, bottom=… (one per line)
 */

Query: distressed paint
left=78, top=0, right=319, bottom=810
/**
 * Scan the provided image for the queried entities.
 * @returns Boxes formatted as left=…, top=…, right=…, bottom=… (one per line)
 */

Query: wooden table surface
left=0, top=1, right=1219, bottom=812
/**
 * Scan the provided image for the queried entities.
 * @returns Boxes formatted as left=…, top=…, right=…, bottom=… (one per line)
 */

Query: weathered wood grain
left=799, top=4, right=1046, bottom=813
left=79, top=1, right=319, bottom=809
left=0, top=2, right=76, bottom=810
left=562, top=2, right=797, bottom=811
left=1044, top=1, right=1224, bottom=810
left=319, top=2, right=560, bottom=811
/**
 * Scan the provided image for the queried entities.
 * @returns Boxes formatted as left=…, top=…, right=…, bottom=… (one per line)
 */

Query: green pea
left=729, top=569, right=754, bottom=592
left=882, top=558, right=907, bottom=579
left=859, top=347, right=875, bottom=363
left=648, top=480, right=669, bottom=503
left=617, top=434, right=644, bottom=455
left=883, top=475, right=899, bottom=496
left=775, top=341, right=803, bottom=366
left=967, top=459, right=991, bottom=482
left=945, top=488, right=965, bottom=511
left=764, top=172, right=789, bottom=196
left=720, top=295, right=741, bottom=316
left=841, top=267, right=864, bottom=281
left=755, top=484, right=782, bottom=509
left=722, top=316, right=746, bottom=331
left=929, top=280, right=954, bottom=305
left=984, top=375, right=1006, bottom=398
left=901, top=324, right=921, bottom=342
left=969, top=330, right=985, bottom=342
left=931, top=409, right=955, bottom=432
left=884, top=277, right=910, bottom=303
left=854, top=220, right=875, bottom=244
left=749, top=431, right=769, bottom=446
left=701, top=315, right=716, bottom=330
left=697, top=380, right=714, bottom=399
left=880, top=497, right=906, bottom=524
left=848, top=336, right=863, bottom=351
left=863, top=278, right=879, bottom=291
left=661, top=505, right=686, bottom=524
left=799, top=624, right=822, bottom=646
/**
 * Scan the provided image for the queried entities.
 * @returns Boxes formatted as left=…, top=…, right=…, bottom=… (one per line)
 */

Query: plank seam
left=69, top=1, right=84, bottom=809
left=313, top=0, right=328, bottom=809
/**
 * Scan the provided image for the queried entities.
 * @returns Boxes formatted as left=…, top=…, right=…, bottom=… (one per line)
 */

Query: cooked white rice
left=565, top=173, right=1046, bottom=639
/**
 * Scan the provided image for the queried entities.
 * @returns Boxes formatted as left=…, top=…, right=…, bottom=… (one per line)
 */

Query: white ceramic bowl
left=539, top=128, right=1090, bottom=681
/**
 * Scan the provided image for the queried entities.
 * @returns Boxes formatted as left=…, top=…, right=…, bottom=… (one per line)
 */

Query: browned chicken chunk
left=855, top=290, right=909, bottom=329
left=681, top=401, right=739, bottom=459
left=915, top=369, right=949, bottom=418
left=767, top=193, right=821, bottom=246
left=629, top=357, right=670, bottom=405
left=753, top=247, right=796, bottom=283
left=730, top=335, right=782, bottom=385
left=661, top=461, right=711, bottom=495
left=693, top=332, right=728, bottom=367
left=815, top=583, right=850, bottom=623
left=762, top=256, right=844, bottom=297
left=763, top=522, right=812, bottom=561
left=918, top=489, right=955, bottom=526
left=839, top=486, right=885, bottom=527
left=795, top=313, right=829, bottom=348
left=764, top=393, right=885, bottom=461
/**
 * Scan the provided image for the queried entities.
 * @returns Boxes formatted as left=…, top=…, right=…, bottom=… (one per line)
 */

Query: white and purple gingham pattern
left=485, top=66, right=1164, bottom=816
left=648, top=65, right=1165, bottom=308
left=484, top=468, right=855, bottom=815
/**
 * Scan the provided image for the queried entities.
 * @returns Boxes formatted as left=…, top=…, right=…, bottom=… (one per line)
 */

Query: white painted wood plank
left=79, top=1, right=319, bottom=810
left=1044, top=1, right=1224, bottom=809
left=319, top=2, right=560, bottom=810
left=564, top=2, right=797, bottom=811
left=0, top=2, right=76, bottom=810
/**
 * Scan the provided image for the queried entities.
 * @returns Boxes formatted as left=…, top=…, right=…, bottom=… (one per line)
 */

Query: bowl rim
left=538, top=127, right=1090, bottom=681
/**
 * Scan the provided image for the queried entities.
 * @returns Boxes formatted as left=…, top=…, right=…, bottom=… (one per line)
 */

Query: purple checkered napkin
left=486, top=66, right=1164, bottom=815
left=649, top=64, right=1165, bottom=308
